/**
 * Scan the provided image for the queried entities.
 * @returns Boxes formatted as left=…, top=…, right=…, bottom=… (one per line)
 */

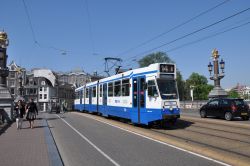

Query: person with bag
left=15, top=100, right=25, bottom=129
left=26, top=98, right=38, bottom=129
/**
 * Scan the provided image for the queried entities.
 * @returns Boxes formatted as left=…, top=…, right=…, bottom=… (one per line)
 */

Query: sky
left=1, top=0, right=250, bottom=88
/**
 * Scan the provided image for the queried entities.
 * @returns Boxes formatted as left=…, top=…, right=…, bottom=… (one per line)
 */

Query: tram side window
left=148, top=80, right=158, bottom=97
left=86, top=88, right=89, bottom=98
left=75, top=92, right=79, bottom=99
left=122, top=79, right=130, bottom=96
left=108, top=82, right=113, bottom=97
left=114, top=80, right=121, bottom=96
left=82, top=90, right=85, bottom=98
left=93, top=86, right=96, bottom=97
left=100, top=84, right=103, bottom=97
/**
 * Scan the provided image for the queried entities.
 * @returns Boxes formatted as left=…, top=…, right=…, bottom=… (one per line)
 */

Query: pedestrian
left=26, top=98, right=38, bottom=129
left=15, top=100, right=25, bottom=129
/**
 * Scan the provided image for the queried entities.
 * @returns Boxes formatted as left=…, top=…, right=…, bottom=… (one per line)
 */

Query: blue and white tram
left=74, top=63, right=180, bottom=125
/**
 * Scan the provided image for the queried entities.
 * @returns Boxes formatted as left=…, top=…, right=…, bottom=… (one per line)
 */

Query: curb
left=43, top=113, right=64, bottom=166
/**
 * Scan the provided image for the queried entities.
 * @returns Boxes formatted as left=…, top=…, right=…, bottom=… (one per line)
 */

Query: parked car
left=199, top=98, right=249, bottom=121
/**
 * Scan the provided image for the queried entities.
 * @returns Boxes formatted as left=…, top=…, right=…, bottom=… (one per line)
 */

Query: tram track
left=183, top=127, right=250, bottom=144
left=73, top=112, right=250, bottom=166
left=149, top=116, right=250, bottom=162
left=189, top=123, right=250, bottom=137
left=150, top=128, right=250, bottom=158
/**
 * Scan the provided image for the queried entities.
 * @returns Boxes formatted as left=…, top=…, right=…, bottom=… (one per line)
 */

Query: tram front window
left=157, top=79, right=178, bottom=99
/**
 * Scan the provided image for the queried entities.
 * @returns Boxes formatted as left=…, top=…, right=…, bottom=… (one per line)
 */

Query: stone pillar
left=0, top=31, right=13, bottom=122
left=208, top=49, right=227, bottom=98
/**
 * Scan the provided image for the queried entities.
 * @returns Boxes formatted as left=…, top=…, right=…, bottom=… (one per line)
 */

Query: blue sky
left=1, top=0, right=250, bottom=88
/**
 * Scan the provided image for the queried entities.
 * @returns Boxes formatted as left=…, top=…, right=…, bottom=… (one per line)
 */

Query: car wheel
left=200, top=110, right=207, bottom=118
left=225, top=112, right=233, bottom=121
left=242, top=116, right=249, bottom=121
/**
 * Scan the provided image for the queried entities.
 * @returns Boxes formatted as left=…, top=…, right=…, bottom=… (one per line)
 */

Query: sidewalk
left=0, top=113, right=63, bottom=166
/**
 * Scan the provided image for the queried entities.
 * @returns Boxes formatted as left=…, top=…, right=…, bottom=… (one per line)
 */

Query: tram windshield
left=157, top=79, right=178, bottom=99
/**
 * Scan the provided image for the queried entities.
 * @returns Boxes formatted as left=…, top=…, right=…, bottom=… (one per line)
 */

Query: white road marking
left=77, top=113, right=231, bottom=166
left=55, top=114, right=120, bottom=166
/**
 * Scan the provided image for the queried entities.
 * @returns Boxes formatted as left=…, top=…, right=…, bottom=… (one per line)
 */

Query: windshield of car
left=157, top=79, right=178, bottom=99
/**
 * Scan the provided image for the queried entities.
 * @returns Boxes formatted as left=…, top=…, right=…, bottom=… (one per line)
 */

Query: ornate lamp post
left=0, top=30, right=13, bottom=122
left=208, top=49, right=228, bottom=98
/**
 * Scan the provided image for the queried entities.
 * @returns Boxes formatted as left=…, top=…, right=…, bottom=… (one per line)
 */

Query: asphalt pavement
left=1, top=111, right=239, bottom=166
left=47, top=112, right=226, bottom=166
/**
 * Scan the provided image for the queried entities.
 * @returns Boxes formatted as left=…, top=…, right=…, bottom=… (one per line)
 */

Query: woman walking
left=15, top=100, right=25, bottom=129
left=26, top=98, right=38, bottom=129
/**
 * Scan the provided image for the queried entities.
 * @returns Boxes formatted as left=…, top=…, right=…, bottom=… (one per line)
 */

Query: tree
left=176, top=71, right=187, bottom=101
left=138, top=52, right=174, bottom=67
left=138, top=52, right=186, bottom=100
left=186, top=73, right=213, bottom=100
left=228, top=90, right=240, bottom=98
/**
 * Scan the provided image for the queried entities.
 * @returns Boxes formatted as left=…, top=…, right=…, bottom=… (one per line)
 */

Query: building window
left=33, top=89, right=37, bottom=94
left=40, top=94, right=42, bottom=99
left=9, top=72, right=15, bottom=78
left=9, top=80, right=15, bottom=87
left=41, top=81, right=45, bottom=85
left=44, top=94, right=47, bottom=99
left=10, top=88, right=15, bottom=95
left=44, top=87, right=47, bottom=92
left=29, top=79, right=33, bottom=85
left=40, top=87, right=43, bottom=91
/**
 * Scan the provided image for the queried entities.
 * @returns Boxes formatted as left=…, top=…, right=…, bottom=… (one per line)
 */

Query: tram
left=74, top=63, right=180, bottom=125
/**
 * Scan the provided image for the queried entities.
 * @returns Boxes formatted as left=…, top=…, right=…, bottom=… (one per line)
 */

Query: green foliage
left=138, top=52, right=174, bottom=67
left=228, top=90, right=240, bottom=98
left=176, top=71, right=187, bottom=101
left=186, top=72, right=213, bottom=100
left=137, top=52, right=214, bottom=100
left=138, top=52, right=187, bottom=100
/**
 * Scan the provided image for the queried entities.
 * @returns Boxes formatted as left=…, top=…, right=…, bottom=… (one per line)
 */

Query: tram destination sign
left=160, top=64, right=175, bottom=73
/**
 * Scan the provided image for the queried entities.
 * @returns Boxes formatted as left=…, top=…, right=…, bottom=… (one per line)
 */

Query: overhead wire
left=83, top=0, right=96, bottom=55
left=22, top=0, right=38, bottom=44
left=123, top=7, right=250, bottom=66
left=166, top=20, right=250, bottom=53
left=22, top=0, right=70, bottom=55
left=125, top=19, right=250, bottom=68
left=117, top=0, right=230, bottom=57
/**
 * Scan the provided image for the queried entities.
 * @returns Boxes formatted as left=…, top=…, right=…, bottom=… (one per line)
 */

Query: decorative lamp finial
left=212, top=49, right=219, bottom=59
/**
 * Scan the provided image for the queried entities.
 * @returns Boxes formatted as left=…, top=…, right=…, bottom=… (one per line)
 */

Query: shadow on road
left=149, top=119, right=194, bottom=130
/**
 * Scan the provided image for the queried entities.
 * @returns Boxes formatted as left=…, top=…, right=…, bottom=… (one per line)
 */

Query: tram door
left=103, top=83, right=108, bottom=115
left=80, top=90, right=82, bottom=105
left=132, top=76, right=146, bottom=123
left=103, top=83, right=107, bottom=106
left=89, top=87, right=92, bottom=110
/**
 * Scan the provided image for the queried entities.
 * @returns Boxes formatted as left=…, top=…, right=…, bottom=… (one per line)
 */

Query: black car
left=200, top=98, right=249, bottom=121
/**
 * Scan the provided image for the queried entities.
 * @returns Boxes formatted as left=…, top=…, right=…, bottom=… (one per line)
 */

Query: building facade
left=7, top=61, right=26, bottom=98
left=57, top=70, right=90, bottom=88
left=7, top=61, right=104, bottom=112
